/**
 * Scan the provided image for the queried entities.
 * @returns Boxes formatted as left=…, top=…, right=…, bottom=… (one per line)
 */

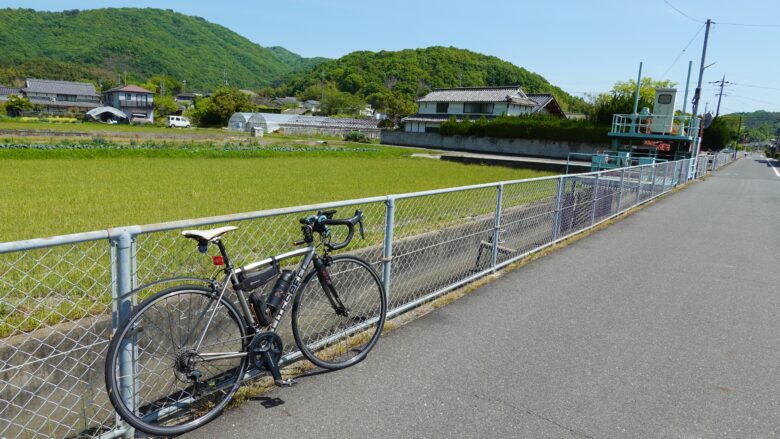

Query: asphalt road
left=186, top=156, right=779, bottom=438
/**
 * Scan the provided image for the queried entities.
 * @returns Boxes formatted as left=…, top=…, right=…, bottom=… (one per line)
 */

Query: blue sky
left=3, top=0, right=780, bottom=113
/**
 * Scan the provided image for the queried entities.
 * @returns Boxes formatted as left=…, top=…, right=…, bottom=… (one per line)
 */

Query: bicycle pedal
left=274, top=378, right=297, bottom=387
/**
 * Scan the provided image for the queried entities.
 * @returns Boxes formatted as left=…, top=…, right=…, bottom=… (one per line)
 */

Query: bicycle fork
left=313, top=257, right=348, bottom=317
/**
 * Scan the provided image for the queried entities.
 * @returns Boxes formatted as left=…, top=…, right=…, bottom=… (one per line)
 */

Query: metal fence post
left=674, top=161, right=684, bottom=187
left=590, top=172, right=600, bottom=225
left=616, top=168, right=625, bottom=213
left=490, top=183, right=504, bottom=270
left=552, top=176, right=565, bottom=241
left=110, top=228, right=136, bottom=439
left=662, top=162, right=670, bottom=192
left=649, top=164, right=657, bottom=196
left=636, top=166, right=644, bottom=204
left=382, top=197, right=395, bottom=300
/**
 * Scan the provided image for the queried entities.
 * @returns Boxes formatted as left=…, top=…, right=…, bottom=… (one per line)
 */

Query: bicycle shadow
left=249, top=396, right=287, bottom=409
left=246, top=367, right=337, bottom=409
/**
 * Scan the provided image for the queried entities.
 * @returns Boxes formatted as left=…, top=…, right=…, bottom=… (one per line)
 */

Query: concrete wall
left=382, top=131, right=603, bottom=160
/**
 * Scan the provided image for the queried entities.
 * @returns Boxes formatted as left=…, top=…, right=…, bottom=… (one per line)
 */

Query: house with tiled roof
left=22, top=78, right=100, bottom=113
left=0, top=86, right=22, bottom=102
left=403, top=86, right=538, bottom=133
left=525, top=93, right=566, bottom=118
left=103, top=85, right=155, bottom=123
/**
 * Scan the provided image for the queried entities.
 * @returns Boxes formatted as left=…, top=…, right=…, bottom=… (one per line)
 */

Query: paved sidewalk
left=186, top=157, right=779, bottom=438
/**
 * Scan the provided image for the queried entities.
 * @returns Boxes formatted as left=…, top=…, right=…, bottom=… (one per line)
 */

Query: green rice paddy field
left=0, top=144, right=553, bottom=242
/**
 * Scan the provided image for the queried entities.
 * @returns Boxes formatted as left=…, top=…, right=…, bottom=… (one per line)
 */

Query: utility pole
left=691, top=19, right=711, bottom=119
left=320, top=71, right=326, bottom=102
left=690, top=18, right=712, bottom=179
left=711, top=74, right=733, bottom=117
left=182, top=79, right=187, bottom=94
left=734, top=116, right=742, bottom=159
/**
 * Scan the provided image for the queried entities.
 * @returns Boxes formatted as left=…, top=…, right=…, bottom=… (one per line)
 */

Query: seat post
left=214, top=239, right=233, bottom=271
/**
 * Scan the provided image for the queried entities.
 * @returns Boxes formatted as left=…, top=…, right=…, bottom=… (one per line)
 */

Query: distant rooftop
left=104, top=84, right=154, bottom=94
left=418, top=86, right=536, bottom=106
left=526, top=93, right=565, bottom=117
left=0, top=86, right=22, bottom=96
left=24, top=78, right=98, bottom=96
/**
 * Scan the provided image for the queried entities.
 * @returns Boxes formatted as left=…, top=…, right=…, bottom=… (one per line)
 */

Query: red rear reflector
left=212, top=256, right=225, bottom=266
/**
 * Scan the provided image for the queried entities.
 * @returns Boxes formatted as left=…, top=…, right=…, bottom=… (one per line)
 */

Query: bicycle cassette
left=248, top=331, right=283, bottom=370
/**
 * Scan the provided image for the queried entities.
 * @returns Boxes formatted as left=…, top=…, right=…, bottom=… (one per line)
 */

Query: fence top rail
left=0, top=229, right=108, bottom=254
left=134, top=195, right=389, bottom=235
left=0, top=158, right=693, bottom=252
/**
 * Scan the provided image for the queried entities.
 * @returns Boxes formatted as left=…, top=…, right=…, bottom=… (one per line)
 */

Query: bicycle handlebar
left=294, top=210, right=364, bottom=250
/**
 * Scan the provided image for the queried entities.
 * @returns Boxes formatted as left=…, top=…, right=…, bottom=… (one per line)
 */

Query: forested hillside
left=725, top=110, right=780, bottom=142
left=0, top=8, right=322, bottom=90
left=279, top=47, right=589, bottom=114
left=0, top=8, right=589, bottom=119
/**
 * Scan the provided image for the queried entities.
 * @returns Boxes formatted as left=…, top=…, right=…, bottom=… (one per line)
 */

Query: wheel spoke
left=107, top=286, right=246, bottom=436
left=292, top=256, right=386, bottom=370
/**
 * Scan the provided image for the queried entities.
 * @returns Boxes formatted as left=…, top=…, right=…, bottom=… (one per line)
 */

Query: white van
left=167, top=115, right=191, bottom=128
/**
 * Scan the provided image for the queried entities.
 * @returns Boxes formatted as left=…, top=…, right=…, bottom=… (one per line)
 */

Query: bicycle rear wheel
left=105, top=285, right=248, bottom=437
left=291, top=255, right=387, bottom=370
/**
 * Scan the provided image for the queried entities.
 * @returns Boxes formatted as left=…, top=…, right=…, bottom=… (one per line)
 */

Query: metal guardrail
left=0, top=154, right=745, bottom=438
left=610, top=113, right=695, bottom=138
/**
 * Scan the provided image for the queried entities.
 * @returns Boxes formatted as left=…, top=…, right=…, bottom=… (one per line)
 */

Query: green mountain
left=724, top=110, right=780, bottom=142
left=284, top=47, right=589, bottom=113
left=725, top=110, right=780, bottom=129
left=0, top=8, right=586, bottom=115
left=268, top=47, right=328, bottom=74
left=0, top=7, right=324, bottom=90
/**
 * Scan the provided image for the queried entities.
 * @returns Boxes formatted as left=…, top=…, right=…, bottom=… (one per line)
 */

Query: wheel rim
left=293, top=258, right=386, bottom=368
left=109, top=288, right=246, bottom=433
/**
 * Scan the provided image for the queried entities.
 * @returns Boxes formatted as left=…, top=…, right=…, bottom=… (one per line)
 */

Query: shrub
left=344, top=131, right=370, bottom=143
left=440, top=114, right=609, bottom=143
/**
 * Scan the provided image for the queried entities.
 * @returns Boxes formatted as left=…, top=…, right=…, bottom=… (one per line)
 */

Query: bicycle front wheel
left=292, top=255, right=387, bottom=370
left=105, top=285, right=248, bottom=437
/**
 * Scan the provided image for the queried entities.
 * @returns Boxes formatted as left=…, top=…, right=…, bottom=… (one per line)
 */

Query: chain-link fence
left=0, top=154, right=744, bottom=438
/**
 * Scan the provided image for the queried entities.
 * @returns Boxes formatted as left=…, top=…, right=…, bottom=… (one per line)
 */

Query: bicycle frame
left=191, top=242, right=318, bottom=362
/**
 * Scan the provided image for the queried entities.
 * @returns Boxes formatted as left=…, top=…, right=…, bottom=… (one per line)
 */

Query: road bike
left=104, top=210, right=387, bottom=436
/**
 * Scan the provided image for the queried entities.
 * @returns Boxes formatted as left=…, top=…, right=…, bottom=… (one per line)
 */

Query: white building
left=403, top=86, right=537, bottom=133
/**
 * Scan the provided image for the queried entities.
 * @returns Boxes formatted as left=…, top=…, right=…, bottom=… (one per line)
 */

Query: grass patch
left=0, top=142, right=555, bottom=339
left=0, top=119, right=236, bottom=135
left=0, top=146, right=552, bottom=241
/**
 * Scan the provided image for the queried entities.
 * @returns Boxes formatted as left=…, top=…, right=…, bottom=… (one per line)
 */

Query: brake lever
left=356, top=211, right=365, bottom=239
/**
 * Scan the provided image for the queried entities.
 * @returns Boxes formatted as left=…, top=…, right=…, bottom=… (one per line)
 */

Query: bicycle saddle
left=181, top=226, right=238, bottom=242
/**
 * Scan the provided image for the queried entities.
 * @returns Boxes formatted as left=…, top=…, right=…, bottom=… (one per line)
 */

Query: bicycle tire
left=105, top=285, right=248, bottom=437
left=291, top=255, right=387, bottom=370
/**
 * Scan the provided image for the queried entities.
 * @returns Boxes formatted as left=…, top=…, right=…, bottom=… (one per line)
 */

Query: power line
left=715, top=21, right=780, bottom=28
left=662, top=1, right=780, bottom=28
left=662, top=0, right=703, bottom=23
left=661, top=22, right=705, bottom=77
left=720, top=92, right=778, bottom=107
left=732, top=82, right=780, bottom=92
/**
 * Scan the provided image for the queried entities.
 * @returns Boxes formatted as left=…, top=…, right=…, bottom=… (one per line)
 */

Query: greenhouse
left=280, top=116, right=381, bottom=139
left=227, top=112, right=254, bottom=131
left=246, top=113, right=298, bottom=133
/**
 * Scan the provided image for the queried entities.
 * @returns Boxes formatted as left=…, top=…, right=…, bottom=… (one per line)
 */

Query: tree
left=370, top=91, right=417, bottom=125
left=154, top=95, right=179, bottom=119
left=591, top=77, right=676, bottom=124
left=320, top=88, right=364, bottom=116
left=5, top=94, right=33, bottom=117
left=142, top=75, right=182, bottom=96
left=702, top=117, right=737, bottom=150
left=187, top=86, right=253, bottom=127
